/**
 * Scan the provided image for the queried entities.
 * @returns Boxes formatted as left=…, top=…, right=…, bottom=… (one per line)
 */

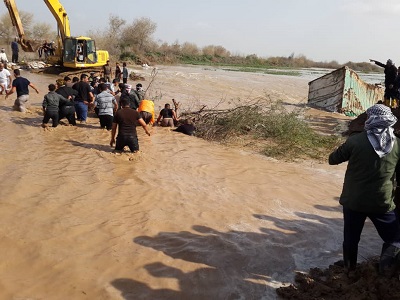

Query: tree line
left=0, top=12, right=381, bottom=73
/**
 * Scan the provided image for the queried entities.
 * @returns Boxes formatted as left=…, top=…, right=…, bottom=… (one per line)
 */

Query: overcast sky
left=6, top=0, right=400, bottom=64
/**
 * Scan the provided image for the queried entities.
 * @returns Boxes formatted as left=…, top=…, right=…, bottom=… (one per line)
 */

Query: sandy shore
left=0, top=64, right=379, bottom=299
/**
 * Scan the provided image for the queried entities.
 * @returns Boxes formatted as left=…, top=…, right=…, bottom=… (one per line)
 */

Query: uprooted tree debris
left=176, top=97, right=342, bottom=161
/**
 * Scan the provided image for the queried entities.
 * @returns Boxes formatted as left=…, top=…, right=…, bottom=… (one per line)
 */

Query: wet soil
left=276, top=258, right=400, bottom=300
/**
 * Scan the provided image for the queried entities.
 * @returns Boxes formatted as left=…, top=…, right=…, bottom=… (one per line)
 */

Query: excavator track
left=34, top=66, right=102, bottom=78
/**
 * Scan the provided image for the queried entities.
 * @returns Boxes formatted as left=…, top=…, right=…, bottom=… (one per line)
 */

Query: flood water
left=0, top=65, right=383, bottom=299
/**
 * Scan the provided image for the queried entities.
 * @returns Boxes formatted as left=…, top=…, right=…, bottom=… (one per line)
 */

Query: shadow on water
left=64, top=139, right=112, bottom=152
left=10, top=116, right=42, bottom=127
left=0, top=105, right=12, bottom=112
left=314, top=203, right=342, bottom=213
left=111, top=207, right=345, bottom=299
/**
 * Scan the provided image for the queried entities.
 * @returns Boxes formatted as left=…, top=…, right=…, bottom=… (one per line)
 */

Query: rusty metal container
left=307, top=66, right=384, bottom=116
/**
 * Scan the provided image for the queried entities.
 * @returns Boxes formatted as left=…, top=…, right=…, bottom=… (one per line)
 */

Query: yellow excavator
left=3, top=0, right=109, bottom=68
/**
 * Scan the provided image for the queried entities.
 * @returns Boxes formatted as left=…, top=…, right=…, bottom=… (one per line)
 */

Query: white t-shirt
left=0, top=52, right=8, bottom=62
left=0, top=68, right=11, bottom=84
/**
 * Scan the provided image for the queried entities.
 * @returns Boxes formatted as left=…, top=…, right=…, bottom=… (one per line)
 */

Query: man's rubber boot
left=379, top=243, right=400, bottom=277
left=343, top=242, right=357, bottom=272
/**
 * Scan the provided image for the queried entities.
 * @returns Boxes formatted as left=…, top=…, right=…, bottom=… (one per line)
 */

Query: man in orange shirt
left=138, top=99, right=155, bottom=125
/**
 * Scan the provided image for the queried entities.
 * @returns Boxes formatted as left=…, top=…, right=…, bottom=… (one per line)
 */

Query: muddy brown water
left=0, top=65, right=381, bottom=299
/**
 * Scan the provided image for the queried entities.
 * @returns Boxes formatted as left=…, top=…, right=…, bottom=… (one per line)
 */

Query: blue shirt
left=11, top=41, right=18, bottom=53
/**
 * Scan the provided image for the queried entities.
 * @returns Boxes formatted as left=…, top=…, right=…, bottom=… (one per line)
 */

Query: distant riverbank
left=210, top=65, right=384, bottom=85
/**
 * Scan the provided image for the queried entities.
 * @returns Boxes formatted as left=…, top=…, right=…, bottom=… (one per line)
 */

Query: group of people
left=39, top=72, right=153, bottom=152
left=2, top=56, right=195, bottom=153
left=37, top=63, right=194, bottom=152
left=101, top=60, right=129, bottom=84
left=38, top=41, right=55, bottom=59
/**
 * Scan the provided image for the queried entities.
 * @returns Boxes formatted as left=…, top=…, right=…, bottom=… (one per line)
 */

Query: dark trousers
left=343, top=206, right=400, bottom=266
left=12, top=52, right=18, bottom=63
left=139, top=111, right=152, bottom=124
left=385, top=86, right=397, bottom=99
left=115, top=135, right=139, bottom=152
left=60, top=105, right=76, bottom=125
left=99, top=114, right=113, bottom=130
left=43, top=110, right=59, bottom=127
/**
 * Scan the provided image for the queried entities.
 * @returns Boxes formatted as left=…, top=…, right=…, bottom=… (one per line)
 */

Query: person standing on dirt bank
left=122, top=62, right=128, bottom=84
left=5, top=69, right=39, bottom=112
left=0, top=48, right=9, bottom=65
left=370, top=59, right=398, bottom=107
left=0, top=62, right=11, bottom=94
left=329, top=104, right=400, bottom=275
left=102, top=60, right=112, bottom=83
left=110, top=97, right=150, bottom=152
left=115, top=62, right=122, bottom=81
left=11, top=38, right=19, bottom=63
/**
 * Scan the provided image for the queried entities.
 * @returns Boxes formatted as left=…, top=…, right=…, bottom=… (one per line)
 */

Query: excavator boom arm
left=3, top=0, right=39, bottom=51
left=3, top=0, right=24, bottom=36
left=43, top=0, right=71, bottom=40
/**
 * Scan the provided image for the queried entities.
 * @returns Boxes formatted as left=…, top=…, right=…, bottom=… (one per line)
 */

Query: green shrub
left=188, top=99, right=342, bottom=161
left=119, top=52, right=137, bottom=61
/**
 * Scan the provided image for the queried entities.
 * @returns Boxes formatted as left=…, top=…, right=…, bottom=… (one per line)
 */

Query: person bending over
left=156, top=103, right=179, bottom=127
left=174, top=119, right=196, bottom=136
left=138, top=99, right=155, bottom=125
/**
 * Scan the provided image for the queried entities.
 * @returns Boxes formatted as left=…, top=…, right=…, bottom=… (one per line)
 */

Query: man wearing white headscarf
left=329, top=104, right=400, bottom=275
left=0, top=48, right=8, bottom=63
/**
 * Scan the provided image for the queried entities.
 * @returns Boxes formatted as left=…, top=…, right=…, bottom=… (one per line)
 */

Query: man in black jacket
left=56, top=78, right=78, bottom=125
left=370, top=59, right=398, bottom=107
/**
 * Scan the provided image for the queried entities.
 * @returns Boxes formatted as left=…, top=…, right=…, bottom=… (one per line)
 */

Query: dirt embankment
left=277, top=257, right=400, bottom=300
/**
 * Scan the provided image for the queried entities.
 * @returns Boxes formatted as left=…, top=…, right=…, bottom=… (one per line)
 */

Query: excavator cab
left=63, top=37, right=97, bottom=65
left=62, top=37, right=108, bottom=68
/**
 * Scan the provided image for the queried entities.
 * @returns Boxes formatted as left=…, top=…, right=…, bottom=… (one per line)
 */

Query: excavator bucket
left=20, top=38, right=41, bottom=52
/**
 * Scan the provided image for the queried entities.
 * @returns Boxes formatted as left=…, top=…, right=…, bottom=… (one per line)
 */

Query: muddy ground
left=276, top=257, right=400, bottom=300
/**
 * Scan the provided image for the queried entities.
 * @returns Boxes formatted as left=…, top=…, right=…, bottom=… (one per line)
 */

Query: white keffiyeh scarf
left=365, top=104, right=397, bottom=158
